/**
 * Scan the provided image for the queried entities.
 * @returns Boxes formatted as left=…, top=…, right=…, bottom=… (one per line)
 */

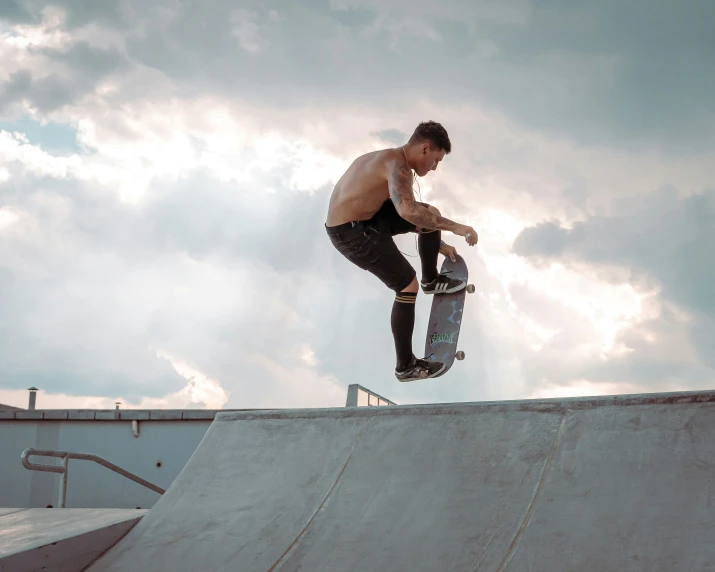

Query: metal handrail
left=21, top=448, right=166, bottom=508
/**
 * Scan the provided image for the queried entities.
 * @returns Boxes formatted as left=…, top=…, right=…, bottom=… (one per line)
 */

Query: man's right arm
left=388, top=159, right=478, bottom=245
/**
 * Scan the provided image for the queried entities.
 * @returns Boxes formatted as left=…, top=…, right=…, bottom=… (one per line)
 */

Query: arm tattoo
left=388, top=163, right=415, bottom=209
left=388, top=162, right=462, bottom=232
left=404, top=204, right=461, bottom=232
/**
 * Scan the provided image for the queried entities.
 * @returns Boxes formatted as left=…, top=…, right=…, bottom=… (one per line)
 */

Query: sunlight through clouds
left=248, top=350, right=346, bottom=409
left=1, top=6, right=70, bottom=52
left=154, top=350, right=229, bottom=408
left=1, top=0, right=713, bottom=409
left=0, top=206, right=19, bottom=231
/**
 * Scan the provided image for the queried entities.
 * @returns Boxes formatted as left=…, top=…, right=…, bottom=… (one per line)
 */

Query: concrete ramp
left=0, top=508, right=145, bottom=572
left=86, top=391, right=715, bottom=571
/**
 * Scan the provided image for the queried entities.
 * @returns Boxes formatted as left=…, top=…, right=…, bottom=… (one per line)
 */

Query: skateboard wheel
left=466, top=284, right=475, bottom=294
left=455, top=351, right=465, bottom=360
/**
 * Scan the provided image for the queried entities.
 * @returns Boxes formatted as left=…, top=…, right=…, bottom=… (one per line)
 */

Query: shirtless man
left=325, top=121, right=478, bottom=382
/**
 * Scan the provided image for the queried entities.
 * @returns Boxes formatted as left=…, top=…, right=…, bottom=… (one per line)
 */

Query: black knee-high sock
left=418, top=230, right=441, bottom=283
left=391, top=291, right=417, bottom=370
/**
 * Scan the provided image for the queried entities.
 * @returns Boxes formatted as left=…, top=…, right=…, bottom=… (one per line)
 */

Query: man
left=325, top=121, right=478, bottom=382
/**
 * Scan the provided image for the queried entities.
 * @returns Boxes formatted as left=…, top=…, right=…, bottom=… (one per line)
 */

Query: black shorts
left=326, top=199, right=429, bottom=292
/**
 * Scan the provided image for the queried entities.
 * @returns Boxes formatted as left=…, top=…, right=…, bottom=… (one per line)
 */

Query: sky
left=0, top=0, right=713, bottom=410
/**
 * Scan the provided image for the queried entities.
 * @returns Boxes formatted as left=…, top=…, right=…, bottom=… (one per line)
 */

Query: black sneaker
left=421, top=273, right=466, bottom=295
left=395, top=355, right=446, bottom=382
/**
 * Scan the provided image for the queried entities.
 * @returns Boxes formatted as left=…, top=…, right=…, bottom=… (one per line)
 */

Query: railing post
left=59, top=455, right=69, bottom=508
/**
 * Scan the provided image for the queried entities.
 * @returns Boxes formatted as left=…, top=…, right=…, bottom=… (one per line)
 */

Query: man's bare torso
left=325, top=148, right=405, bottom=227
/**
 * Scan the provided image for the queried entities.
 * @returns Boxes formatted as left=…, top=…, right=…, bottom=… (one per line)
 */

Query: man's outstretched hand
left=439, top=242, right=458, bottom=262
left=457, top=225, right=479, bottom=246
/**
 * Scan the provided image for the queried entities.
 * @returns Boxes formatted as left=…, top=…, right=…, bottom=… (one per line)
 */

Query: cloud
left=372, top=128, right=406, bottom=146
left=1, top=0, right=714, bottom=410
left=0, top=0, right=36, bottom=25
left=0, top=351, right=229, bottom=410
left=16, top=0, right=709, bottom=150
left=513, top=186, right=715, bottom=319
left=513, top=185, right=715, bottom=378
left=0, top=11, right=128, bottom=114
left=0, top=102, right=367, bottom=407
left=230, top=9, right=269, bottom=54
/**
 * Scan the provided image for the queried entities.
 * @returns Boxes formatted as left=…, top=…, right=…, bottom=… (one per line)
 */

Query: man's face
left=415, top=143, right=446, bottom=177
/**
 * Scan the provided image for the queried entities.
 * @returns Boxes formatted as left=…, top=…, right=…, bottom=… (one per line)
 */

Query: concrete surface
left=0, top=508, right=146, bottom=571
left=86, top=390, right=715, bottom=571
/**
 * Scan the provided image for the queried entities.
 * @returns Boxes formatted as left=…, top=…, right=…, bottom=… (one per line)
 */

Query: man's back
left=326, top=148, right=401, bottom=226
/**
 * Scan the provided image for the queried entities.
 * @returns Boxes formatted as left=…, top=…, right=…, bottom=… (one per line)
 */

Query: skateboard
left=424, top=254, right=474, bottom=377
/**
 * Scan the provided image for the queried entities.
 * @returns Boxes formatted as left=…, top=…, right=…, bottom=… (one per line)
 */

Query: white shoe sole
left=421, top=282, right=466, bottom=295
left=396, top=361, right=447, bottom=382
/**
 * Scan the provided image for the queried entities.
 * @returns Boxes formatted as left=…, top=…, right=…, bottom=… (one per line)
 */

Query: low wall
left=0, top=409, right=223, bottom=509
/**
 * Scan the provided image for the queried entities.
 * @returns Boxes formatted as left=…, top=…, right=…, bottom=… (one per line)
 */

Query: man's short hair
left=408, top=121, right=451, bottom=153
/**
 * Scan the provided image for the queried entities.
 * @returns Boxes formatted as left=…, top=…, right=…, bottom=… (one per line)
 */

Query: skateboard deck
left=424, top=254, right=474, bottom=377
